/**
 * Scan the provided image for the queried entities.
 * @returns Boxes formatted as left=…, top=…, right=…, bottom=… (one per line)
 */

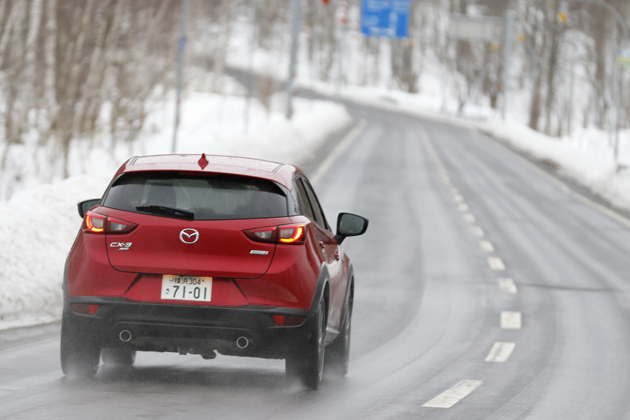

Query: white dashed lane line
left=488, top=257, right=506, bottom=271
left=501, top=311, right=522, bottom=329
left=422, top=380, right=484, bottom=408
left=479, top=240, right=495, bottom=253
left=471, top=226, right=485, bottom=237
left=463, top=213, right=476, bottom=223
left=498, top=278, right=518, bottom=294
left=485, top=342, right=516, bottom=362
left=420, top=125, right=525, bottom=400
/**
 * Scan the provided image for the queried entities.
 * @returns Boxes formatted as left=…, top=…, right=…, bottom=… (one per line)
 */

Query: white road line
left=485, top=342, right=516, bottom=362
left=463, top=213, right=476, bottom=223
left=458, top=203, right=469, bottom=212
left=488, top=257, right=506, bottom=271
left=453, top=194, right=464, bottom=203
left=310, top=119, right=368, bottom=185
left=471, top=226, right=484, bottom=237
left=501, top=311, right=522, bottom=329
left=422, top=380, right=484, bottom=408
left=498, top=277, right=518, bottom=294
left=479, top=240, right=494, bottom=252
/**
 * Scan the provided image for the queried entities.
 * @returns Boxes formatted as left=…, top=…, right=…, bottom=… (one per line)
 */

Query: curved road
left=2, top=101, right=630, bottom=419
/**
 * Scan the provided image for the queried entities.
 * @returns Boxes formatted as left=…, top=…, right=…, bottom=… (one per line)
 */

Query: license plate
left=161, top=275, right=212, bottom=302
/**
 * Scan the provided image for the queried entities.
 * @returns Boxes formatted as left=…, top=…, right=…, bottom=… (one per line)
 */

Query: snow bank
left=0, top=175, right=110, bottom=328
left=476, top=120, right=630, bottom=211
left=0, top=93, right=352, bottom=330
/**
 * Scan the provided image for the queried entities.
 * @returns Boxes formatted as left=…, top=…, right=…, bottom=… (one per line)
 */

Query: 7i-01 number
left=161, top=275, right=212, bottom=302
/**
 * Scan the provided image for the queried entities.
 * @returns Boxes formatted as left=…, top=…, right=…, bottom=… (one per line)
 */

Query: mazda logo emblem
left=180, top=228, right=199, bottom=244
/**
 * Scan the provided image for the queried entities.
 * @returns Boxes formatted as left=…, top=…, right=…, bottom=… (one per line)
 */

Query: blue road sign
left=361, top=0, right=412, bottom=38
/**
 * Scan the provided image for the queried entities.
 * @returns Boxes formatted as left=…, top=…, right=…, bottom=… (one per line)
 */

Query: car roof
left=115, top=154, right=302, bottom=190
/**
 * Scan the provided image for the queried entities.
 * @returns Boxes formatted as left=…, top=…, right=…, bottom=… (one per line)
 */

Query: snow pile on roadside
left=171, top=93, right=352, bottom=165
left=0, top=175, right=110, bottom=329
left=477, top=120, right=630, bottom=211
left=0, top=93, right=352, bottom=330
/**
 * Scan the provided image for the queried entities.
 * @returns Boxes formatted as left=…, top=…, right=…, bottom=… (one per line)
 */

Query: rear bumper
left=63, top=297, right=315, bottom=359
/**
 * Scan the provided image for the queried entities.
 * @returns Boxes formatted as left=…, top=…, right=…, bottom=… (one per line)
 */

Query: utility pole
left=245, top=0, right=258, bottom=133
left=335, top=0, right=348, bottom=102
left=285, top=0, right=302, bottom=120
left=501, top=14, right=514, bottom=121
left=172, top=0, right=189, bottom=154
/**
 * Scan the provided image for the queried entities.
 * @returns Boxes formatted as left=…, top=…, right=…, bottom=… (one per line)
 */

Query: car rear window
left=103, top=172, right=288, bottom=220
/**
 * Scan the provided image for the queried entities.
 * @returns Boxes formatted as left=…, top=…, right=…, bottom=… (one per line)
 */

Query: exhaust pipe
left=236, top=336, right=249, bottom=349
left=119, top=330, right=132, bottom=342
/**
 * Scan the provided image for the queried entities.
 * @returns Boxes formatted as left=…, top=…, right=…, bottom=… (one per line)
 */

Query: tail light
left=244, top=224, right=306, bottom=245
left=244, top=227, right=277, bottom=243
left=279, top=225, right=305, bottom=244
left=85, top=211, right=137, bottom=234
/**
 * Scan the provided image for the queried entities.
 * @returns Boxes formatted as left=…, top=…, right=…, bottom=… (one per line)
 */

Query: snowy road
left=2, top=103, right=630, bottom=419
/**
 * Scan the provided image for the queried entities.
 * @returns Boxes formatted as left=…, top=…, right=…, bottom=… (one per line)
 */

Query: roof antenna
left=198, top=153, right=209, bottom=170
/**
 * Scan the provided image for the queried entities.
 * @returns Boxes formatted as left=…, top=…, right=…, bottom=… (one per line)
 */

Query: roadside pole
left=335, top=0, right=348, bottom=102
left=285, top=0, right=302, bottom=120
left=501, top=14, right=514, bottom=121
left=245, top=0, right=258, bottom=133
left=615, top=57, right=627, bottom=163
left=172, top=0, right=189, bottom=154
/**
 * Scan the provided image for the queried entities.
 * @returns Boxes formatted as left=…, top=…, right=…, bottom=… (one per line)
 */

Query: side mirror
left=78, top=199, right=101, bottom=218
left=334, top=213, right=369, bottom=245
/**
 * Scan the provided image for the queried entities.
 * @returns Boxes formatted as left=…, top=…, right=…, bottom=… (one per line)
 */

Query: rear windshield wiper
left=136, top=205, right=194, bottom=220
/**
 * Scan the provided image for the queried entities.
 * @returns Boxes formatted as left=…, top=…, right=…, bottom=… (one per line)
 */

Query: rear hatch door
left=104, top=210, right=284, bottom=278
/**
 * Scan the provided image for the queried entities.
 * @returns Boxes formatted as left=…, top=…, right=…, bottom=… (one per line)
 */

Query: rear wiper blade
left=136, top=205, right=194, bottom=220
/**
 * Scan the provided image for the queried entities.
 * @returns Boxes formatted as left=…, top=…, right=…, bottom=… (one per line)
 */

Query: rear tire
left=102, top=348, right=136, bottom=366
left=60, top=316, right=101, bottom=379
left=286, top=297, right=326, bottom=389
left=326, top=310, right=351, bottom=376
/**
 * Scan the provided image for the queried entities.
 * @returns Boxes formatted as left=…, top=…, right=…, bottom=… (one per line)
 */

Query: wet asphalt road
left=2, top=101, right=630, bottom=419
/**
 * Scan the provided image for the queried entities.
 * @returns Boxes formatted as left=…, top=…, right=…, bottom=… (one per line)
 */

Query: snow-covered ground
left=0, top=76, right=352, bottom=330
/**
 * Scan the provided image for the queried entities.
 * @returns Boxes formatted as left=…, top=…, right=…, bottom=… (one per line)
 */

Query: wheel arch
left=310, top=263, right=330, bottom=315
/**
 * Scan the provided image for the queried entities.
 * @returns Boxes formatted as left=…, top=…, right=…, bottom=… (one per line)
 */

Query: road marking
left=458, top=203, right=469, bottom=212
left=488, top=257, right=506, bottom=271
left=501, top=311, right=522, bottom=329
left=479, top=240, right=494, bottom=252
left=485, top=342, right=516, bottom=362
left=310, top=119, right=368, bottom=185
left=471, top=226, right=484, bottom=237
left=453, top=194, right=464, bottom=203
left=498, top=277, right=518, bottom=294
left=422, top=380, right=484, bottom=408
left=463, top=213, right=476, bottom=223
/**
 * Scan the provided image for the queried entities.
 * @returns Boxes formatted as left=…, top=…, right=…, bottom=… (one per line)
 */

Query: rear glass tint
left=103, top=172, right=288, bottom=220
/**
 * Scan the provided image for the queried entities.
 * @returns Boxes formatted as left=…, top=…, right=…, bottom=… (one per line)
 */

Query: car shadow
left=59, top=362, right=302, bottom=393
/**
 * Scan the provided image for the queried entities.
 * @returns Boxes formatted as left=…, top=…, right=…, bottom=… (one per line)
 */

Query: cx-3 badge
left=180, top=228, right=199, bottom=244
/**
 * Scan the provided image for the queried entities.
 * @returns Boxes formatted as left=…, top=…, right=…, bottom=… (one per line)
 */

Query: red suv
left=61, top=154, right=368, bottom=388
